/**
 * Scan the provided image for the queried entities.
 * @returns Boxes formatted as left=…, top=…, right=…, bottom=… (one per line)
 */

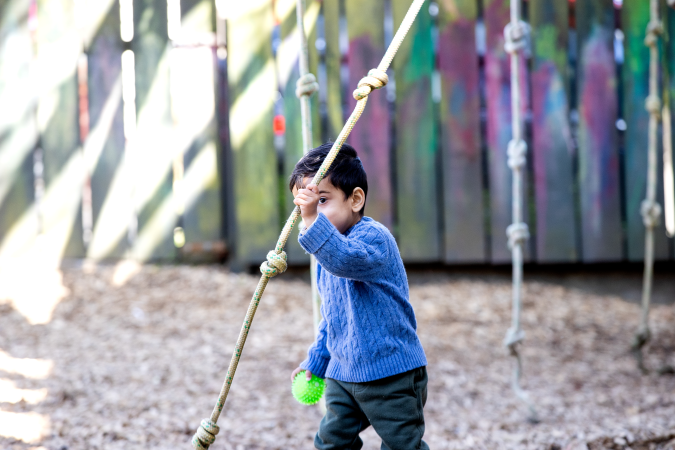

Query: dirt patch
left=0, top=264, right=674, bottom=449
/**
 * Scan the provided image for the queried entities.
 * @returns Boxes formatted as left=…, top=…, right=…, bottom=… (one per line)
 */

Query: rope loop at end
left=504, top=326, right=525, bottom=354
left=641, top=199, right=662, bottom=228
left=296, top=73, right=319, bottom=98
left=353, top=68, right=389, bottom=100
left=192, top=419, right=220, bottom=450
left=260, top=250, right=288, bottom=278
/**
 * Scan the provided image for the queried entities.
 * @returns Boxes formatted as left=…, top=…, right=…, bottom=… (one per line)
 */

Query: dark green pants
left=315, top=366, right=429, bottom=450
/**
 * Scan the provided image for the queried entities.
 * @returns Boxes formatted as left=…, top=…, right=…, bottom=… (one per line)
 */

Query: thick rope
left=633, top=0, right=663, bottom=373
left=192, top=1, right=426, bottom=447
left=503, top=0, right=537, bottom=423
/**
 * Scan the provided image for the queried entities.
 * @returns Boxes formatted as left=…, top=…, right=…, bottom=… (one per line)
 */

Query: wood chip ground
left=1, top=264, right=674, bottom=450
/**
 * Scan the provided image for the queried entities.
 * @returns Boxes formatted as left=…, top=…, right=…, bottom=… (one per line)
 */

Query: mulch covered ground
left=1, top=263, right=674, bottom=450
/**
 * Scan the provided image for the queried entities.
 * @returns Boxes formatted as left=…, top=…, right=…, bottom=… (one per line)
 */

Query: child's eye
left=318, top=197, right=327, bottom=204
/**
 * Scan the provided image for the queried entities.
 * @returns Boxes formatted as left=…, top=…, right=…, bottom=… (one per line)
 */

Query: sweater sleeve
left=298, top=213, right=388, bottom=282
left=299, top=315, right=330, bottom=379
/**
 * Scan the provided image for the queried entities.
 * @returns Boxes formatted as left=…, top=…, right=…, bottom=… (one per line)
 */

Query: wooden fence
left=0, top=0, right=673, bottom=267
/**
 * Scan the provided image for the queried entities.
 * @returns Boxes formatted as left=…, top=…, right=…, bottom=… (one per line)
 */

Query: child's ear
left=350, top=187, right=366, bottom=213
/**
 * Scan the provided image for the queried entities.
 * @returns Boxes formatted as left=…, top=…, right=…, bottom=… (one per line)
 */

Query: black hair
left=289, top=142, right=368, bottom=216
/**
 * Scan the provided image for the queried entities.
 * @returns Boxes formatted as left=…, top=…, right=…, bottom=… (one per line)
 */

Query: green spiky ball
left=292, top=371, right=325, bottom=405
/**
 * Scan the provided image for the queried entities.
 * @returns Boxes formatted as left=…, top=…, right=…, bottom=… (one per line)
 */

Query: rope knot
left=506, top=222, right=529, bottom=250
left=504, top=21, right=531, bottom=56
left=645, top=95, right=662, bottom=118
left=640, top=199, right=662, bottom=228
left=260, top=250, right=288, bottom=278
left=504, top=326, right=525, bottom=355
left=507, top=139, right=527, bottom=170
left=353, top=69, right=389, bottom=100
left=296, top=73, right=319, bottom=98
left=192, top=419, right=220, bottom=450
left=644, top=20, right=663, bottom=47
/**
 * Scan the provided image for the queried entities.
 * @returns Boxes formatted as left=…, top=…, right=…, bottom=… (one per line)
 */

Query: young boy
left=290, top=142, right=430, bottom=450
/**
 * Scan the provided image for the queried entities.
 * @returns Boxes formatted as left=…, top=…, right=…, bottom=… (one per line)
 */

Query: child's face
left=292, top=176, right=365, bottom=234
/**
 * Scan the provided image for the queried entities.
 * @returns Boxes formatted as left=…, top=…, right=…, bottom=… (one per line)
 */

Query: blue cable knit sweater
left=298, top=213, right=427, bottom=383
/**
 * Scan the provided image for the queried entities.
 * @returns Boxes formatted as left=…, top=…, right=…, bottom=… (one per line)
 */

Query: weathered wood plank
left=483, top=0, right=530, bottom=263
left=0, top=0, right=37, bottom=261
left=278, top=0, right=320, bottom=264
left=437, top=0, right=485, bottom=263
left=37, top=0, right=85, bottom=260
left=668, top=5, right=675, bottom=258
left=346, top=0, right=393, bottom=230
left=529, top=0, right=577, bottom=262
left=621, top=0, right=669, bottom=261
left=392, top=0, right=439, bottom=262
left=86, top=1, right=128, bottom=260
left=323, top=0, right=344, bottom=140
left=575, top=0, right=622, bottom=262
left=227, top=0, right=279, bottom=265
left=175, top=0, right=222, bottom=251
left=131, top=0, right=176, bottom=261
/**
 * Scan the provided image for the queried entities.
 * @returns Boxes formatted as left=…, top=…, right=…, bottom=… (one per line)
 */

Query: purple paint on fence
left=438, top=17, right=485, bottom=262
left=347, top=35, right=392, bottom=230
left=531, top=60, right=576, bottom=261
left=577, top=29, right=622, bottom=260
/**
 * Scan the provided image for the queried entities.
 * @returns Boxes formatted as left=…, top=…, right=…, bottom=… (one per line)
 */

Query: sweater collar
left=343, top=216, right=371, bottom=236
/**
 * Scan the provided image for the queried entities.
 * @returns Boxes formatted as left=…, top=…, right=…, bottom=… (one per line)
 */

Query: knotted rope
left=633, top=0, right=663, bottom=373
left=503, top=0, right=537, bottom=423
left=191, top=1, right=426, bottom=447
left=296, top=72, right=320, bottom=98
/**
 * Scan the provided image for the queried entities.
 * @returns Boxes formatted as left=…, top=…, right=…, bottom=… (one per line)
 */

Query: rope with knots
left=294, top=0, right=324, bottom=396
left=503, top=0, right=537, bottom=423
left=633, top=0, right=664, bottom=372
left=191, top=1, right=426, bottom=447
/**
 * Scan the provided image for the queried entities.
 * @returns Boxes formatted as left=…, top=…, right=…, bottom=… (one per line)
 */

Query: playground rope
left=191, top=1, right=426, bottom=448
left=503, top=0, right=537, bottom=423
left=294, top=0, right=325, bottom=412
left=633, top=0, right=663, bottom=373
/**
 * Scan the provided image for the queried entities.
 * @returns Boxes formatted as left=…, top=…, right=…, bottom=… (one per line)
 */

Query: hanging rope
left=633, top=0, right=663, bottom=373
left=191, top=1, right=426, bottom=448
left=294, top=0, right=325, bottom=413
left=503, top=0, right=537, bottom=423
left=294, top=0, right=320, bottom=322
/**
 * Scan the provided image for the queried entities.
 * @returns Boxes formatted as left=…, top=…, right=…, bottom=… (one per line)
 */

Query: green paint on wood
left=622, top=0, right=670, bottom=261
left=346, top=0, right=393, bottom=230
left=227, top=0, right=280, bottom=264
left=437, top=0, right=485, bottom=262
left=87, top=2, right=127, bottom=259
left=0, top=0, right=37, bottom=259
left=392, top=0, right=439, bottom=261
left=576, top=0, right=622, bottom=262
left=529, top=0, right=577, bottom=262
left=323, top=0, right=343, bottom=140
left=177, top=0, right=223, bottom=249
left=279, top=0, right=318, bottom=264
left=37, top=0, right=85, bottom=259
left=132, top=0, right=176, bottom=261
